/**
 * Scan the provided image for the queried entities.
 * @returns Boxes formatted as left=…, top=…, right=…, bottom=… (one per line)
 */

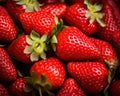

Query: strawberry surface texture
left=0, top=0, right=120, bottom=96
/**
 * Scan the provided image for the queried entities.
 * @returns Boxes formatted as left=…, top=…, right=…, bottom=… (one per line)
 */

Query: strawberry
left=67, top=62, right=108, bottom=95
left=112, top=31, right=120, bottom=54
left=0, top=6, right=17, bottom=43
left=27, top=57, right=65, bottom=95
left=6, top=0, right=41, bottom=21
left=57, top=78, right=87, bottom=96
left=63, top=0, right=105, bottom=35
left=8, top=78, right=31, bottom=96
left=0, top=47, right=17, bottom=82
left=89, top=37, right=119, bottom=70
left=109, top=80, right=120, bottom=96
left=97, top=0, right=120, bottom=42
left=40, top=3, right=67, bottom=19
left=0, top=84, right=10, bottom=96
left=7, top=31, right=48, bottom=64
left=53, top=26, right=100, bottom=61
left=19, top=11, right=56, bottom=36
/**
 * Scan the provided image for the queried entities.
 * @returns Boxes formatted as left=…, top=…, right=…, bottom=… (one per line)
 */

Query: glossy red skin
left=112, top=31, right=120, bottom=54
left=57, top=78, right=87, bottom=96
left=0, top=48, right=17, bottom=82
left=7, top=35, right=31, bottom=64
left=19, top=11, right=56, bottom=36
left=97, top=0, right=120, bottom=42
left=109, top=80, right=120, bottom=96
left=63, top=3, right=98, bottom=35
left=0, top=6, right=17, bottom=43
left=40, top=3, right=67, bottom=19
left=30, top=57, right=65, bottom=89
left=6, top=0, right=25, bottom=21
left=8, top=78, right=31, bottom=96
left=90, top=37, right=118, bottom=69
left=0, top=84, right=10, bottom=96
left=56, top=27, right=100, bottom=61
left=67, top=62, right=108, bottom=95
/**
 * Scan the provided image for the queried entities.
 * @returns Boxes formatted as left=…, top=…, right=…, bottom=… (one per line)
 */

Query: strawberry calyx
left=13, top=0, right=43, bottom=12
left=24, top=72, right=55, bottom=96
left=24, top=30, right=48, bottom=62
left=84, top=0, right=105, bottom=27
left=103, top=60, right=117, bottom=96
left=46, top=16, right=67, bottom=51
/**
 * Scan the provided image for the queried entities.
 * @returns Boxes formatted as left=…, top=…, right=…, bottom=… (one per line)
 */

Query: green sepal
left=24, top=31, right=48, bottom=62
left=24, top=85, right=33, bottom=93
left=24, top=46, right=33, bottom=54
left=14, top=0, right=41, bottom=12
left=26, top=36, right=33, bottom=45
left=40, top=52, right=46, bottom=60
left=30, top=30, right=40, bottom=40
left=104, top=60, right=110, bottom=70
left=40, top=74, right=46, bottom=83
left=30, top=52, right=39, bottom=62
left=84, top=0, right=106, bottom=27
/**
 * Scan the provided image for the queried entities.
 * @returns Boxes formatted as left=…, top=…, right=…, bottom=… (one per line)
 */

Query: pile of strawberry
left=0, top=0, right=120, bottom=96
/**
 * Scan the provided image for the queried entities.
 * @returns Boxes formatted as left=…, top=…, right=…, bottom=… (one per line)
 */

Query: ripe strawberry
left=97, top=0, right=120, bottom=42
left=89, top=37, right=119, bottom=70
left=40, top=3, right=67, bottom=19
left=57, top=78, right=87, bottom=96
left=7, top=31, right=48, bottom=64
left=6, top=0, right=40, bottom=21
left=8, top=78, right=31, bottom=96
left=0, top=47, right=17, bottom=82
left=67, top=62, right=108, bottom=95
left=0, top=84, right=10, bottom=96
left=112, top=31, right=120, bottom=54
left=63, top=1, right=105, bottom=35
left=109, top=80, right=120, bottom=96
left=28, top=57, right=65, bottom=95
left=19, top=11, right=56, bottom=36
left=0, top=6, right=17, bottom=43
left=54, top=26, right=100, bottom=61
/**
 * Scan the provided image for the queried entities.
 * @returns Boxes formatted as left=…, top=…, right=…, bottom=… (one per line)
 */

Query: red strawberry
left=0, top=47, right=17, bottom=82
left=112, top=30, right=120, bottom=54
left=0, top=84, right=10, bottom=96
left=19, top=11, right=56, bottom=36
left=54, top=26, right=100, bottom=61
left=6, top=0, right=40, bottom=21
left=28, top=57, right=65, bottom=95
left=67, top=62, right=108, bottom=95
left=97, top=0, right=120, bottom=42
left=63, top=1, right=105, bottom=35
left=109, top=80, right=120, bottom=96
left=89, top=37, right=119, bottom=70
left=40, top=3, right=67, bottom=19
left=7, top=31, right=48, bottom=64
left=8, top=78, right=31, bottom=96
left=57, top=78, right=87, bottom=96
left=0, top=6, right=17, bottom=43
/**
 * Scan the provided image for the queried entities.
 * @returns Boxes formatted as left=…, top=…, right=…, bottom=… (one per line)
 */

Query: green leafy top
left=14, top=0, right=43, bottom=12
left=84, top=0, right=106, bottom=27
left=24, top=30, right=47, bottom=62
left=24, top=72, right=55, bottom=96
